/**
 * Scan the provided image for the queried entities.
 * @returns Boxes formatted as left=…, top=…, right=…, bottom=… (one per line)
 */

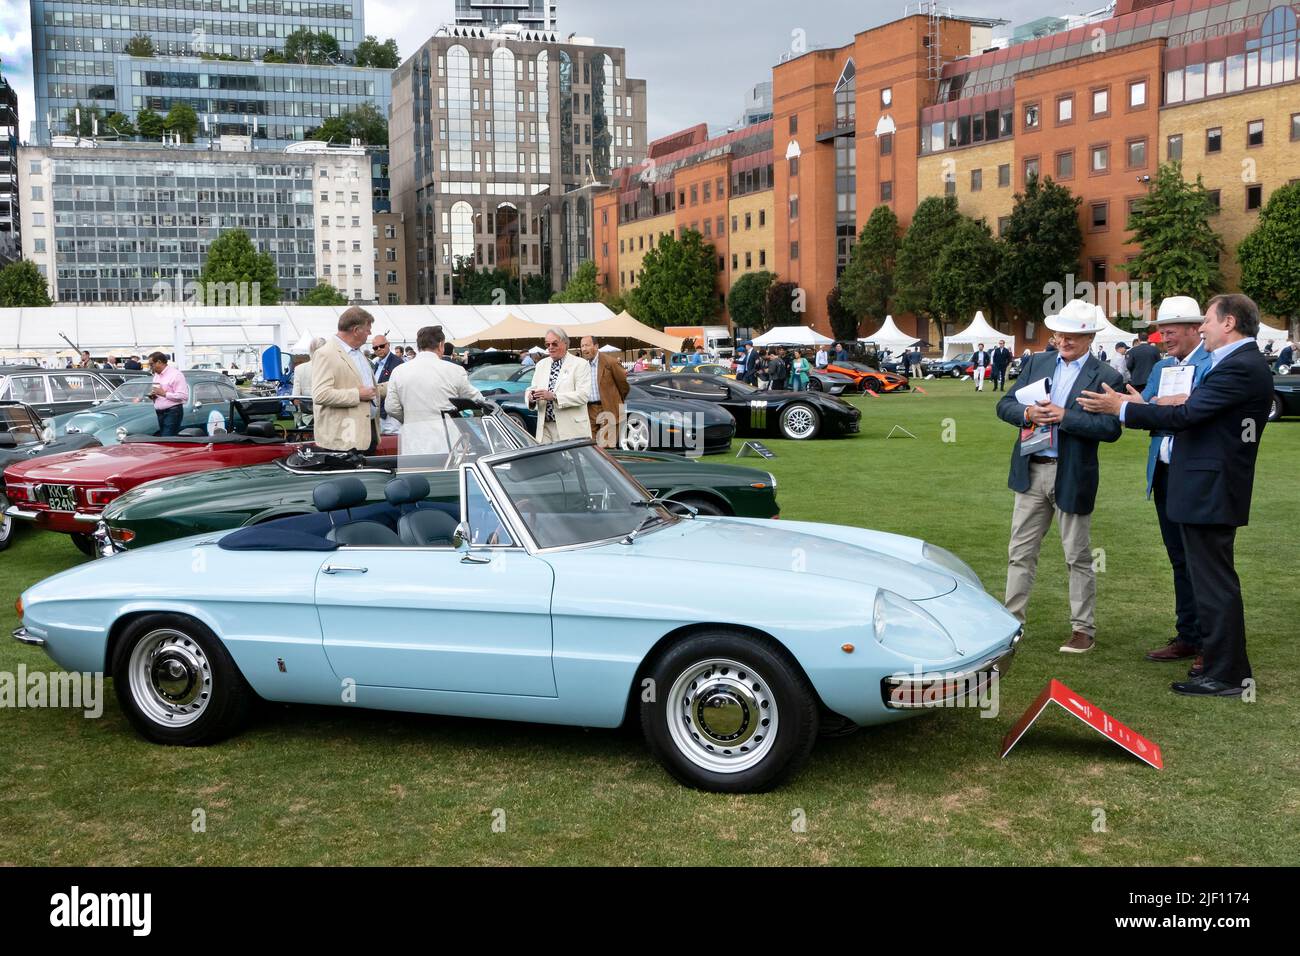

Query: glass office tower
left=454, top=1, right=557, bottom=31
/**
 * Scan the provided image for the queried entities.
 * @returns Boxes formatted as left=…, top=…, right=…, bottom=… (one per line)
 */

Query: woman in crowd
left=791, top=350, right=810, bottom=391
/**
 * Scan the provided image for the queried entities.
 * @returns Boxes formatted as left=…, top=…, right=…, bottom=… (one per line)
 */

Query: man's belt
left=1029, top=454, right=1057, bottom=465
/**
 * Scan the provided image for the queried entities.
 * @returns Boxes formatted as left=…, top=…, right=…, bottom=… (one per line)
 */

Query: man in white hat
left=995, top=299, right=1124, bottom=653
left=1134, top=296, right=1214, bottom=673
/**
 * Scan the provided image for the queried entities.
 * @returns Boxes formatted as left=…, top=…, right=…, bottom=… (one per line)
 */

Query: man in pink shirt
left=148, top=351, right=189, bottom=436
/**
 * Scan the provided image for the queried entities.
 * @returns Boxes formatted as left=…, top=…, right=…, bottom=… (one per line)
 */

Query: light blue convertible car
left=15, top=432, right=1020, bottom=791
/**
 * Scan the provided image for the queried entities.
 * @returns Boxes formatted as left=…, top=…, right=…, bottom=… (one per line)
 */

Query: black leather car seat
left=384, top=475, right=458, bottom=547
left=244, top=420, right=278, bottom=438
left=312, top=476, right=400, bottom=546
left=327, top=521, right=403, bottom=547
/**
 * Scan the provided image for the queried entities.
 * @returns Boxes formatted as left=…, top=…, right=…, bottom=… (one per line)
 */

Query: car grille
left=35, top=483, right=77, bottom=512
left=704, top=423, right=735, bottom=448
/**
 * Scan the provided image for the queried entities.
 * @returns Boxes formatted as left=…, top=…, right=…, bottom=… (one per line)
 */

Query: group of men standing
left=522, top=329, right=629, bottom=446
left=970, top=341, right=1015, bottom=391
left=998, top=293, right=1272, bottom=698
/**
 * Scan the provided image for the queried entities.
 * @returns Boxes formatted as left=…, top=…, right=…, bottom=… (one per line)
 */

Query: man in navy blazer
left=1135, top=297, right=1215, bottom=672
left=1080, top=293, right=1272, bottom=697
left=996, top=300, right=1124, bottom=654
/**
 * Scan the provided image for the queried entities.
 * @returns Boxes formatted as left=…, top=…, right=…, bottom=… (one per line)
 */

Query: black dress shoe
left=1171, top=676, right=1243, bottom=697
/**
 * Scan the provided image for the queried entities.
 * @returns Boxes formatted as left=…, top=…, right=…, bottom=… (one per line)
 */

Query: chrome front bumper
left=881, top=628, right=1022, bottom=709
left=12, top=626, right=45, bottom=647
left=4, top=506, right=99, bottom=523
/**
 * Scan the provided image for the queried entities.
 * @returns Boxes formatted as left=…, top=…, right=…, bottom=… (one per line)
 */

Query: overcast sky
left=2, top=0, right=1108, bottom=142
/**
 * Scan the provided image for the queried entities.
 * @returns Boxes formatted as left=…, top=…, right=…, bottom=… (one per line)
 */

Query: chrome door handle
left=460, top=553, right=491, bottom=565
left=322, top=565, right=368, bottom=574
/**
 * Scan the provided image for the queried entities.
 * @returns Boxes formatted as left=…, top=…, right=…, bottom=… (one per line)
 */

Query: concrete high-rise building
left=20, top=137, right=374, bottom=304
left=29, top=0, right=389, bottom=148
left=0, top=73, right=19, bottom=264
left=455, top=0, right=558, bottom=31
left=390, top=24, right=647, bottom=303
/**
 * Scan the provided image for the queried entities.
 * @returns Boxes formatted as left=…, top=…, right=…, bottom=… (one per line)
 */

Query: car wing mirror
left=452, top=521, right=472, bottom=551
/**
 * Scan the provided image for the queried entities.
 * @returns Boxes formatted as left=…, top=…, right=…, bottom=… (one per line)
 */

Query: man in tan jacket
left=311, top=307, right=385, bottom=452
left=579, top=335, right=630, bottom=448
left=526, top=328, right=592, bottom=443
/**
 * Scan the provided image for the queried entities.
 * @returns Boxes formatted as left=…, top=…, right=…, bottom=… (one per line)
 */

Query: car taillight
left=85, top=487, right=120, bottom=507
left=6, top=483, right=32, bottom=503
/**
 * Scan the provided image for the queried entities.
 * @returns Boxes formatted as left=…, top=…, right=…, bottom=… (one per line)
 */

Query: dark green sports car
left=96, top=405, right=779, bottom=554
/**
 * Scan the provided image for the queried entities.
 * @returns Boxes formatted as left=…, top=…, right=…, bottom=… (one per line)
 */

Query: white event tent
left=751, top=325, right=834, bottom=347
left=942, top=311, right=1015, bottom=359
left=1090, top=312, right=1138, bottom=353
left=859, top=315, right=919, bottom=351
left=1256, top=321, right=1289, bottom=350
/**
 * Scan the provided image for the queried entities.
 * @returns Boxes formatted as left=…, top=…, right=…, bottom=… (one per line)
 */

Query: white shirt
left=815, top=348, right=828, bottom=367
left=336, top=335, right=378, bottom=413
left=1158, top=344, right=1204, bottom=464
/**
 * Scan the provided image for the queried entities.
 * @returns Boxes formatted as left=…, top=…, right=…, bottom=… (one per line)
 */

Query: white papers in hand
left=1016, top=377, right=1051, bottom=406
left=1157, top=365, right=1194, bottom=399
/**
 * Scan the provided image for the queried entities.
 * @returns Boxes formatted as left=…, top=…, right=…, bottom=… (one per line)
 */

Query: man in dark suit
left=1080, top=293, right=1272, bottom=697
left=371, top=333, right=403, bottom=424
left=971, top=343, right=991, bottom=391
left=1125, top=332, right=1161, bottom=392
left=1275, top=341, right=1293, bottom=372
left=996, top=300, right=1124, bottom=653
left=991, top=339, right=1012, bottom=391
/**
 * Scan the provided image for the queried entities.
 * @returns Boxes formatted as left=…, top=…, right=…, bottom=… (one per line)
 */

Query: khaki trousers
left=1005, top=460, right=1097, bottom=637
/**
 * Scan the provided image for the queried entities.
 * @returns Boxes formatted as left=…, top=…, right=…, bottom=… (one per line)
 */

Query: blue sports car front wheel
left=640, top=631, right=819, bottom=793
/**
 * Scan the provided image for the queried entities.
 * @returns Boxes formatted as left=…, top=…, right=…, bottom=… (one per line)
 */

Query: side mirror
left=452, top=521, right=472, bottom=551
left=193, top=401, right=203, bottom=408
left=41, top=426, right=54, bottom=443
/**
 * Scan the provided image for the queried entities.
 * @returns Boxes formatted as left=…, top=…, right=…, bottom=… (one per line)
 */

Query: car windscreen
left=104, top=380, right=155, bottom=404
left=0, top=406, right=41, bottom=443
left=390, top=409, right=534, bottom=471
left=470, top=364, right=522, bottom=382
left=487, top=444, right=676, bottom=549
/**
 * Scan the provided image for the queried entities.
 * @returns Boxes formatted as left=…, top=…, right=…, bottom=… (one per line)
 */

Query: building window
left=1091, top=258, right=1107, bottom=283
left=1091, top=144, right=1109, bottom=173
left=997, top=216, right=1011, bottom=236
left=1208, top=189, right=1221, bottom=213
left=1023, top=102, right=1040, bottom=129
left=790, top=242, right=799, bottom=260
left=1167, top=134, right=1183, bottom=161
left=745, top=212, right=752, bottom=230
left=690, top=185, right=698, bottom=205
left=1091, top=201, right=1109, bottom=229
left=745, top=252, right=752, bottom=268
left=1056, top=149, right=1074, bottom=179
left=1127, top=138, right=1147, bottom=168
left=1246, top=184, right=1263, bottom=210
left=1206, top=127, right=1222, bottom=153
left=759, top=210, right=766, bottom=227
left=703, top=220, right=712, bottom=237
left=1292, top=113, right=1300, bottom=141
left=32, top=213, right=45, bottom=227
left=998, top=164, right=1011, bottom=187
left=1057, top=95, right=1073, bottom=124
left=1129, top=79, right=1147, bottom=108
left=1247, top=120, right=1264, bottom=147
left=759, top=250, right=766, bottom=266
left=33, top=238, right=46, bottom=254
left=789, top=115, right=798, bottom=134
left=971, top=168, right=982, bottom=191
left=880, top=133, right=893, bottom=156
left=1127, top=197, right=1141, bottom=227
left=789, top=156, right=799, bottom=176
left=1023, top=156, right=1040, bottom=182
left=944, top=175, right=956, bottom=196
left=881, top=87, right=891, bottom=106
left=30, top=185, right=42, bottom=201
left=732, top=254, right=738, bottom=270
left=881, top=180, right=893, bottom=201
left=29, top=160, right=41, bottom=175
left=732, top=216, right=738, bottom=233
left=1092, top=87, right=1109, bottom=117
left=789, top=197, right=799, bottom=219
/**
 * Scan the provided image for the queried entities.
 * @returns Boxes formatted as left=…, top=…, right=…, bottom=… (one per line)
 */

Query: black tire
left=640, top=630, right=819, bottom=792
left=1269, top=393, right=1283, bottom=422
left=778, top=402, right=821, bottom=440
left=71, top=533, right=97, bottom=557
left=111, top=613, right=256, bottom=746
left=950, top=368, right=962, bottom=379
left=0, top=493, right=12, bottom=551
left=808, top=377, right=823, bottom=392
left=666, top=496, right=727, bottom=517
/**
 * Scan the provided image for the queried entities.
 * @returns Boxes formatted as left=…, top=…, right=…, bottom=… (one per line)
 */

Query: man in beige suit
left=311, top=307, right=385, bottom=452
left=385, top=325, right=484, bottom=455
left=526, top=328, right=592, bottom=443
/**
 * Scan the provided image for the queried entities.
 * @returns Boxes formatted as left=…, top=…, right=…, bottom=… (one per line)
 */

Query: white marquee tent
left=1089, top=311, right=1138, bottom=353
left=1257, top=321, right=1290, bottom=350
left=942, top=311, right=1015, bottom=359
left=751, top=325, right=834, bottom=347
left=859, top=315, right=919, bottom=350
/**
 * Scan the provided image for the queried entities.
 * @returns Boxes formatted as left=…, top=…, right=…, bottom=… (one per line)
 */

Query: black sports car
left=1269, top=370, right=1300, bottom=421
left=629, top=373, right=861, bottom=440
left=0, top=401, right=102, bottom=550
left=485, top=385, right=736, bottom=456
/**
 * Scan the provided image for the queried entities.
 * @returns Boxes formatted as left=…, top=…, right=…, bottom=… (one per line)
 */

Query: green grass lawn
left=1, top=377, right=1296, bottom=865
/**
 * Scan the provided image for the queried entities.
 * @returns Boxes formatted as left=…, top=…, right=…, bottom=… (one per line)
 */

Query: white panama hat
left=1154, top=295, right=1206, bottom=326
left=1044, top=299, right=1105, bottom=334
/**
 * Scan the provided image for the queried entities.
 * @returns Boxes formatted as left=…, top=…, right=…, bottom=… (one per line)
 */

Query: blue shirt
left=1210, top=336, right=1252, bottom=368
left=336, top=335, right=378, bottom=413
left=1039, top=354, right=1087, bottom=459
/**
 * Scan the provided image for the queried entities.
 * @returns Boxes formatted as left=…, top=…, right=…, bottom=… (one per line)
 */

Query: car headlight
left=873, top=589, right=962, bottom=661
left=65, top=424, right=80, bottom=434
left=922, top=542, right=982, bottom=589
left=115, top=426, right=128, bottom=442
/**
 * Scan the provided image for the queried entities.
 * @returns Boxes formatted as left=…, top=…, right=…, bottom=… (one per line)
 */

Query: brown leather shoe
left=1059, top=631, right=1095, bottom=653
left=1146, top=639, right=1199, bottom=662
left=1188, top=655, right=1205, bottom=678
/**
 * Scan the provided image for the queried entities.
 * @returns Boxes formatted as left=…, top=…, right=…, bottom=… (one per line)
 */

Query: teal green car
left=50, top=371, right=240, bottom=446
left=97, top=409, right=779, bottom=553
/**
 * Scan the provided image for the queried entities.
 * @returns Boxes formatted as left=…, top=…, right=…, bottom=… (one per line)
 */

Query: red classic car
left=4, top=397, right=394, bottom=555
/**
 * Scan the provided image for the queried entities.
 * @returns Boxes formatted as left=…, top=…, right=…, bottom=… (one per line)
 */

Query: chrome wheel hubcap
left=784, top=407, right=815, bottom=438
left=666, top=657, right=778, bottom=773
left=622, top=417, right=650, bottom=451
left=128, top=629, right=212, bottom=727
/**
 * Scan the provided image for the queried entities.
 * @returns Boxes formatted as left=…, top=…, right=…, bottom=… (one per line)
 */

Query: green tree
left=285, top=28, right=340, bottom=65
left=64, top=103, right=102, bottom=137
left=353, top=35, right=400, bottom=69
left=0, top=260, right=53, bottom=307
left=995, top=175, right=1083, bottom=323
left=932, top=217, right=1004, bottom=325
left=164, top=102, right=198, bottom=143
left=522, top=273, right=552, bottom=304
left=839, top=204, right=900, bottom=321
left=1120, top=161, right=1224, bottom=306
left=261, top=48, right=287, bottom=64
left=826, top=285, right=859, bottom=342
left=124, top=34, right=155, bottom=57
left=551, top=260, right=600, bottom=303
left=307, top=103, right=388, bottom=146
left=764, top=280, right=803, bottom=329
left=135, top=107, right=165, bottom=139
left=199, top=229, right=281, bottom=305
left=633, top=229, right=719, bottom=329
left=299, top=283, right=349, bottom=305
left=103, top=111, right=137, bottom=138
left=1238, top=181, right=1300, bottom=330
left=727, top=270, right=775, bottom=332
left=895, top=195, right=961, bottom=341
